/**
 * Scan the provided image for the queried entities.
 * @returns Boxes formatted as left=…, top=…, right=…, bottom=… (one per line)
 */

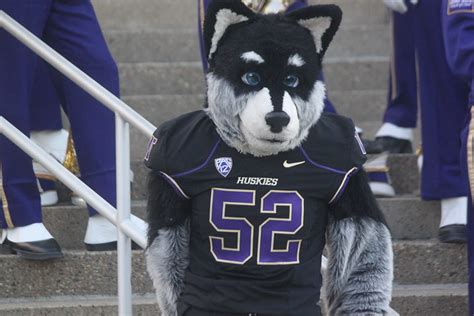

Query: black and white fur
left=146, top=1, right=393, bottom=315
left=204, top=2, right=339, bottom=157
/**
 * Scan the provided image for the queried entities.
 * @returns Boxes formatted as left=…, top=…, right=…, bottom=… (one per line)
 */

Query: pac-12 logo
left=215, top=157, right=232, bottom=177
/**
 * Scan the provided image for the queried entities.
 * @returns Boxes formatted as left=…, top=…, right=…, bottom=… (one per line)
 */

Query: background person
left=29, top=60, right=68, bottom=207
left=365, top=8, right=417, bottom=155
left=371, top=0, right=469, bottom=242
left=0, top=0, right=120, bottom=260
left=441, top=0, right=474, bottom=311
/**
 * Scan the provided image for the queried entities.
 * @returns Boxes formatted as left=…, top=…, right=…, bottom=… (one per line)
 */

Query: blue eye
left=283, top=75, right=299, bottom=88
left=242, top=72, right=261, bottom=86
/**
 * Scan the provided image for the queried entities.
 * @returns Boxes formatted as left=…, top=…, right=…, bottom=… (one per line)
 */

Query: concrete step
left=40, top=194, right=436, bottom=250
left=93, top=0, right=389, bottom=31
left=381, top=196, right=438, bottom=240
left=93, top=0, right=197, bottom=31
left=330, top=89, right=388, bottom=122
left=0, top=251, right=153, bottom=298
left=0, top=240, right=465, bottom=298
left=105, top=29, right=200, bottom=64
left=117, top=58, right=389, bottom=96
left=0, top=294, right=158, bottom=316
left=0, top=284, right=467, bottom=315
left=386, top=154, right=420, bottom=195
left=315, top=0, right=390, bottom=25
left=104, top=25, right=390, bottom=63
left=327, top=24, right=390, bottom=59
left=393, top=240, right=466, bottom=285
left=391, top=283, right=468, bottom=316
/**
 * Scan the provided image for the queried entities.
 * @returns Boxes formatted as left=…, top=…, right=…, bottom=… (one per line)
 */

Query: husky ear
left=286, top=5, right=342, bottom=58
left=204, top=0, right=255, bottom=62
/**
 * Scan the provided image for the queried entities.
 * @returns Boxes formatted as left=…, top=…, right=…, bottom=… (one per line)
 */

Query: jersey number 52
left=209, top=188, right=304, bottom=265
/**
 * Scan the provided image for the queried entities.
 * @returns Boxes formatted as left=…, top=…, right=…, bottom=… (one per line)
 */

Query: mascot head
left=203, top=0, right=342, bottom=157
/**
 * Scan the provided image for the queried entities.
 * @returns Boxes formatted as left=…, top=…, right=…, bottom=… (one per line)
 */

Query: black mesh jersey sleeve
left=144, top=110, right=218, bottom=176
left=144, top=123, right=169, bottom=172
left=302, top=113, right=367, bottom=203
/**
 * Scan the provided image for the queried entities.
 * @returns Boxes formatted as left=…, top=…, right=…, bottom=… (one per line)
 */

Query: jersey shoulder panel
left=301, top=113, right=366, bottom=173
left=144, top=110, right=220, bottom=175
left=301, top=113, right=367, bottom=203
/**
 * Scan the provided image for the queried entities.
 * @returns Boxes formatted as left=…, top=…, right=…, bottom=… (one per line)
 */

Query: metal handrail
left=0, top=10, right=155, bottom=316
left=0, top=11, right=155, bottom=138
left=0, top=118, right=146, bottom=246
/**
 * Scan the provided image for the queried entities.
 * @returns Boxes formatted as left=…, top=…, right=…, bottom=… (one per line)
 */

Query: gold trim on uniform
left=63, top=131, right=80, bottom=175
left=468, top=106, right=474, bottom=202
left=364, top=167, right=390, bottom=173
left=0, top=164, right=14, bottom=228
left=390, top=16, right=397, bottom=102
left=35, top=174, right=57, bottom=181
left=199, top=0, right=206, bottom=31
left=415, top=146, right=423, bottom=157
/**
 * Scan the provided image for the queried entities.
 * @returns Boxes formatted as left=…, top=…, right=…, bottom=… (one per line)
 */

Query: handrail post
left=116, top=114, right=132, bottom=316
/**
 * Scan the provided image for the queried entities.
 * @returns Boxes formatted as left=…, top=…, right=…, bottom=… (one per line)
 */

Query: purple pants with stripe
left=0, top=0, right=118, bottom=228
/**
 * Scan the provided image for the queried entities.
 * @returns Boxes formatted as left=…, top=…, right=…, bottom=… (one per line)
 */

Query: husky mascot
left=144, top=1, right=393, bottom=315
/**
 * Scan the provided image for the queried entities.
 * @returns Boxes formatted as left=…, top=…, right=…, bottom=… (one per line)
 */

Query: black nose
left=265, top=112, right=290, bottom=133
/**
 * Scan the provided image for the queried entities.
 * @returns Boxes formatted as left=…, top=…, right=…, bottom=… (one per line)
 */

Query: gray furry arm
left=146, top=221, right=190, bottom=316
left=145, top=171, right=191, bottom=316
left=325, top=170, right=393, bottom=316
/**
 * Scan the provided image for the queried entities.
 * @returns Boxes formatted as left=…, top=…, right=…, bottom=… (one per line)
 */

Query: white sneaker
left=369, top=182, right=396, bottom=197
left=30, top=129, right=69, bottom=163
left=40, top=190, right=59, bottom=207
left=31, top=129, right=69, bottom=207
left=364, top=153, right=396, bottom=197
left=440, top=197, right=467, bottom=227
left=4, top=222, right=54, bottom=243
left=438, top=197, right=467, bottom=244
left=84, top=214, right=117, bottom=248
left=35, top=178, right=58, bottom=206
left=84, top=214, right=146, bottom=251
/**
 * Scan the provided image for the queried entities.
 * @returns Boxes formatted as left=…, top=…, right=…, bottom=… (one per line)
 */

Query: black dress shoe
left=85, top=241, right=142, bottom=252
left=4, top=238, right=63, bottom=260
left=439, top=224, right=467, bottom=244
left=363, top=139, right=384, bottom=154
left=364, top=136, right=413, bottom=154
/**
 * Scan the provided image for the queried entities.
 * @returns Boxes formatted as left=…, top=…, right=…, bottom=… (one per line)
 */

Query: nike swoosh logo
left=283, top=160, right=306, bottom=168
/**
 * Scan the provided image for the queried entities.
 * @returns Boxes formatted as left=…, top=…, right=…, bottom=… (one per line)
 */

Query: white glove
left=383, top=0, right=418, bottom=13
